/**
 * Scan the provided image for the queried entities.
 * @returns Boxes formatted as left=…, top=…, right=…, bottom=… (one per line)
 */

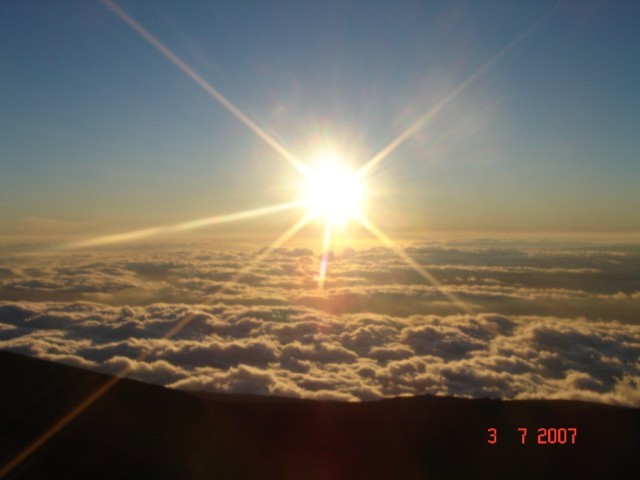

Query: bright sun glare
left=302, top=153, right=365, bottom=228
left=74, top=1, right=476, bottom=305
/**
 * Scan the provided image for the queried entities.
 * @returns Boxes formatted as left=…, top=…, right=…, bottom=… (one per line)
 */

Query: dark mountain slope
left=1, top=350, right=638, bottom=479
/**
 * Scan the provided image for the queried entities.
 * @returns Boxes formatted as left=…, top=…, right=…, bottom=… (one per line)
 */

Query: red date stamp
left=487, top=427, right=577, bottom=445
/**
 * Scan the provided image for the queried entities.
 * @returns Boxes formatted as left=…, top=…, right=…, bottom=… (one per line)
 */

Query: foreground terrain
left=1, top=350, right=638, bottom=479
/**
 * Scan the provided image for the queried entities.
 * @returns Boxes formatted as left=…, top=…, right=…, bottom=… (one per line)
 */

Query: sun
left=301, top=152, right=365, bottom=227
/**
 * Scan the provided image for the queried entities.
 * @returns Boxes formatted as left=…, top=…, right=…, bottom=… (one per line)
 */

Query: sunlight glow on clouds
left=1, top=241, right=638, bottom=405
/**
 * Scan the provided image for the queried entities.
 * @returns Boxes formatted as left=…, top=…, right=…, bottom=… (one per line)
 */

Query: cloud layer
left=1, top=301, right=638, bottom=405
left=2, top=242, right=639, bottom=320
left=1, top=240, right=639, bottom=404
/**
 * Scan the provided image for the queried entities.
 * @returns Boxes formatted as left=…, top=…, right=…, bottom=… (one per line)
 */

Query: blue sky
left=1, top=0, right=639, bottom=240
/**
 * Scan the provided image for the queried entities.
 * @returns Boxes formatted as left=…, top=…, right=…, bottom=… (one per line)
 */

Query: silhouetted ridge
left=1, top=350, right=638, bottom=479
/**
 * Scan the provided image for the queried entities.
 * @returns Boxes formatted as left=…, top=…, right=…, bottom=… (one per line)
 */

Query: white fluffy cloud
left=1, top=300, right=638, bottom=405
left=1, top=241, right=638, bottom=404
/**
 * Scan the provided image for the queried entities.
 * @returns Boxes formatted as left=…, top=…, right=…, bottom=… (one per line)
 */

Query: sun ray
left=62, top=200, right=304, bottom=249
left=160, top=212, right=314, bottom=341
left=317, top=221, right=333, bottom=289
left=0, top=372, right=124, bottom=479
left=357, top=4, right=559, bottom=179
left=353, top=212, right=473, bottom=314
left=198, top=211, right=316, bottom=310
left=0, top=212, right=316, bottom=478
left=101, top=0, right=309, bottom=176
